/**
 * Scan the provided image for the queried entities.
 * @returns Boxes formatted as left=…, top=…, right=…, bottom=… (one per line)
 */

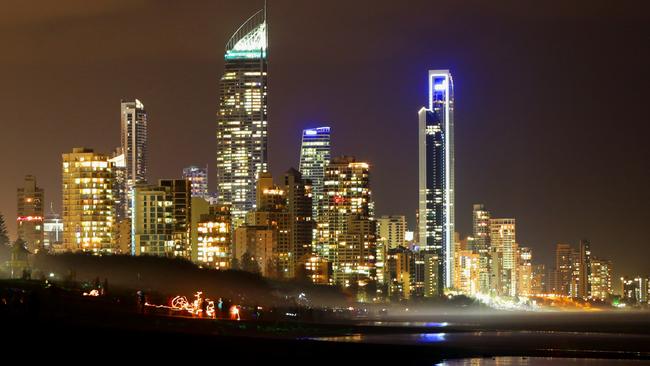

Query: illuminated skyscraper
left=553, top=243, right=572, bottom=295
left=418, top=70, right=454, bottom=294
left=490, top=218, right=516, bottom=297
left=285, top=168, right=315, bottom=275
left=132, top=180, right=191, bottom=259
left=109, top=149, right=127, bottom=221
left=377, top=215, right=407, bottom=286
left=196, top=206, right=232, bottom=270
left=517, top=247, right=533, bottom=296
left=531, top=264, right=547, bottom=294
left=318, top=156, right=376, bottom=292
left=17, top=175, right=44, bottom=252
left=131, top=184, right=174, bottom=256
left=578, top=239, right=592, bottom=298
left=472, top=204, right=491, bottom=293
left=245, top=172, right=292, bottom=278
left=183, top=165, right=209, bottom=198
left=62, top=148, right=115, bottom=253
left=160, top=179, right=192, bottom=259
left=216, top=9, right=268, bottom=223
left=589, top=257, right=612, bottom=301
left=120, top=99, right=148, bottom=204
left=298, top=127, right=331, bottom=220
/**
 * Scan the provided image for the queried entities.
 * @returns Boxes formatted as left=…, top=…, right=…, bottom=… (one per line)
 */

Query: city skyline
left=0, top=1, right=648, bottom=280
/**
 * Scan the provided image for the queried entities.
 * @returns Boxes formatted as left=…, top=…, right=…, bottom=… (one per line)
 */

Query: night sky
left=1, top=1, right=648, bottom=278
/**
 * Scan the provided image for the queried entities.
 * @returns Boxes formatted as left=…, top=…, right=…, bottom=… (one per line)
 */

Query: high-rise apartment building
left=284, top=168, right=314, bottom=273
left=234, top=225, right=274, bottom=276
left=132, top=180, right=192, bottom=259
left=377, top=215, right=406, bottom=286
left=588, top=257, right=611, bottom=300
left=17, top=175, right=44, bottom=252
left=160, top=179, right=191, bottom=259
left=377, top=216, right=407, bottom=250
left=196, top=204, right=231, bottom=270
left=453, top=247, right=480, bottom=295
left=131, top=184, right=174, bottom=256
left=472, top=204, right=491, bottom=293
left=578, top=239, right=592, bottom=298
left=62, top=148, right=115, bottom=253
left=531, top=263, right=547, bottom=295
left=386, top=246, right=413, bottom=301
left=418, top=70, right=455, bottom=294
left=120, top=99, right=148, bottom=204
left=633, top=277, right=649, bottom=304
left=216, top=9, right=268, bottom=223
left=109, top=149, right=127, bottom=221
left=621, top=277, right=638, bottom=304
left=489, top=218, right=516, bottom=297
left=318, top=156, right=376, bottom=290
left=246, top=173, right=291, bottom=278
left=298, top=127, right=331, bottom=220
left=183, top=165, right=209, bottom=198
left=553, top=243, right=572, bottom=296
left=517, top=247, right=533, bottom=296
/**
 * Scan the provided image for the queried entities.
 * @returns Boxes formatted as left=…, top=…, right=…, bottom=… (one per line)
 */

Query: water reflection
left=362, top=321, right=451, bottom=327
left=438, top=357, right=649, bottom=366
left=418, top=332, right=447, bottom=343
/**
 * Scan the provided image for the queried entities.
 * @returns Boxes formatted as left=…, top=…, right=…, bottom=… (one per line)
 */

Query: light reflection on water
left=419, top=332, right=447, bottom=343
left=362, top=321, right=451, bottom=328
left=438, top=357, right=649, bottom=366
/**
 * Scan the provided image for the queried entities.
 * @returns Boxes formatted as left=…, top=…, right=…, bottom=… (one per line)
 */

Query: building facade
left=318, top=156, right=376, bottom=291
left=472, top=204, right=491, bottom=293
left=553, top=243, right=573, bottom=296
left=131, top=184, right=174, bottom=256
left=183, top=165, right=209, bottom=198
left=531, top=263, right=547, bottom=295
left=377, top=216, right=407, bottom=250
left=298, top=127, right=331, bottom=220
left=120, top=99, right=148, bottom=209
left=377, top=215, right=407, bottom=286
left=43, top=204, right=63, bottom=252
left=285, top=168, right=315, bottom=275
left=578, top=239, right=592, bottom=298
left=17, top=175, right=44, bottom=252
left=62, top=148, right=115, bottom=253
left=247, top=173, right=291, bottom=278
left=160, top=179, right=191, bottom=259
left=588, top=258, right=612, bottom=300
left=234, top=225, right=274, bottom=276
left=216, top=9, right=268, bottom=224
left=386, top=246, right=413, bottom=301
left=517, top=247, right=533, bottom=296
left=489, top=218, right=517, bottom=297
left=418, top=70, right=455, bottom=294
left=196, top=204, right=232, bottom=270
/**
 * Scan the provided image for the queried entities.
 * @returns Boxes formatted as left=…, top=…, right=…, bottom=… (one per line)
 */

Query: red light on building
left=17, top=216, right=43, bottom=222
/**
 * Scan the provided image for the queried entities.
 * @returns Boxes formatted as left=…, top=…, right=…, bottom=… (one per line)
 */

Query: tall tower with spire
left=216, top=8, right=268, bottom=224
left=418, top=70, right=455, bottom=295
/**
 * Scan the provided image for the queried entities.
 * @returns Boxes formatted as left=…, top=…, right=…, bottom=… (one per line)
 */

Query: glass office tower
left=216, top=9, right=268, bottom=224
left=418, top=70, right=455, bottom=294
left=298, top=127, right=331, bottom=220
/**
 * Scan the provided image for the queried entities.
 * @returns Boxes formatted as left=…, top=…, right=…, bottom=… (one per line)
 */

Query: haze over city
left=1, top=1, right=648, bottom=278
